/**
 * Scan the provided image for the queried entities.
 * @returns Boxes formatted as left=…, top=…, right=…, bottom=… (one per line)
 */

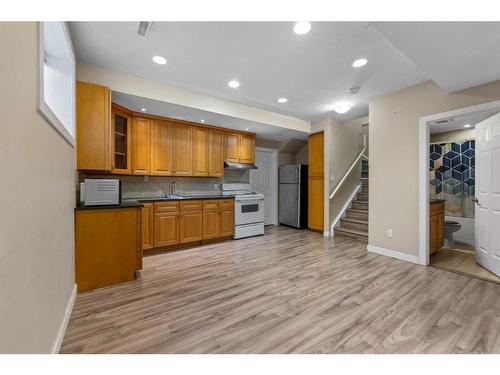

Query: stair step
left=335, top=227, right=368, bottom=242
left=357, top=193, right=369, bottom=201
left=346, top=208, right=368, bottom=221
left=340, top=217, right=368, bottom=231
left=352, top=201, right=368, bottom=210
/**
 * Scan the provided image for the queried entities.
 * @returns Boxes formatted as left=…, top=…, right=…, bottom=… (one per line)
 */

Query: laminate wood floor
left=61, top=225, right=500, bottom=354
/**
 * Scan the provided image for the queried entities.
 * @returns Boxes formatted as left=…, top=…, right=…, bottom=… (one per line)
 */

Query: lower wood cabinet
left=153, top=212, right=179, bottom=248
left=180, top=210, right=202, bottom=243
left=75, top=207, right=141, bottom=292
left=430, top=202, right=445, bottom=255
left=141, top=203, right=154, bottom=251
left=141, top=198, right=234, bottom=253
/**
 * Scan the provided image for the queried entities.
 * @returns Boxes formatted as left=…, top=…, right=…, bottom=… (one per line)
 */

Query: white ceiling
left=69, top=22, right=428, bottom=121
left=373, top=22, right=500, bottom=93
left=113, top=91, right=309, bottom=141
left=429, top=109, right=500, bottom=134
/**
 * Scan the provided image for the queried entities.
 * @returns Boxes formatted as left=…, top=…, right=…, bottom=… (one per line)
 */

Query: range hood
left=224, top=162, right=258, bottom=170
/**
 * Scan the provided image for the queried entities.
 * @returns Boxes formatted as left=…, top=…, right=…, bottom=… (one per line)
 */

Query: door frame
left=250, top=147, right=279, bottom=225
left=418, top=99, right=500, bottom=266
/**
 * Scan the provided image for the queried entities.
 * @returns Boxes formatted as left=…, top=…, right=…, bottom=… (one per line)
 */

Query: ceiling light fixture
left=245, top=128, right=249, bottom=131
left=228, top=80, right=240, bottom=88
left=352, top=58, right=368, bottom=68
left=294, top=21, right=311, bottom=35
left=332, top=102, right=352, bottom=114
left=200, top=119, right=205, bottom=123
left=278, top=97, right=288, bottom=103
left=141, top=108, right=146, bottom=112
left=152, top=55, right=167, bottom=65
left=464, top=124, right=472, bottom=128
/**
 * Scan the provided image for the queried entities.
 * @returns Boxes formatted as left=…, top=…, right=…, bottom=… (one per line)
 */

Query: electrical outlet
left=387, top=229, right=393, bottom=238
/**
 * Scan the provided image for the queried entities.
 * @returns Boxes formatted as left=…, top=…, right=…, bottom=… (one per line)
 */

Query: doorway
left=250, top=147, right=278, bottom=226
left=419, top=100, right=500, bottom=283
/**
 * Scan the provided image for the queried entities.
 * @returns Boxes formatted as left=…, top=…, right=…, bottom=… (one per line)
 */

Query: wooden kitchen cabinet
left=224, top=132, right=241, bottom=162
left=76, top=81, right=112, bottom=171
left=224, top=131, right=255, bottom=164
left=203, top=208, right=220, bottom=240
left=132, top=116, right=151, bottom=175
left=154, top=211, right=179, bottom=248
left=111, top=104, right=132, bottom=174
left=173, top=123, right=194, bottom=176
left=180, top=210, right=203, bottom=243
left=430, top=202, right=445, bottom=255
left=193, top=127, right=209, bottom=176
left=220, top=207, right=234, bottom=237
left=209, top=129, right=224, bottom=177
left=141, top=203, right=154, bottom=251
left=151, top=119, right=175, bottom=176
left=75, top=207, right=141, bottom=292
left=239, top=134, right=255, bottom=164
left=308, top=132, right=324, bottom=232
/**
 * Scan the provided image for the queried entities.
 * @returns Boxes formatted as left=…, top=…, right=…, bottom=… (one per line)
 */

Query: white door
left=475, top=112, right=500, bottom=276
left=250, top=149, right=277, bottom=225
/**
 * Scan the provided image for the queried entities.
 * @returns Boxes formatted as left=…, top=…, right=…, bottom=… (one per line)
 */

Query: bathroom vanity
left=430, top=200, right=445, bottom=254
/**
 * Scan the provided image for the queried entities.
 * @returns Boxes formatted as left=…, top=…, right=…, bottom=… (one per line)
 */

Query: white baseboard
left=51, top=283, right=77, bottom=354
left=323, top=230, right=330, bottom=237
left=367, top=245, right=421, bottom=265
left=454, top=236, right=475, bottom=247
left=330, top=184, right=361, bottom=236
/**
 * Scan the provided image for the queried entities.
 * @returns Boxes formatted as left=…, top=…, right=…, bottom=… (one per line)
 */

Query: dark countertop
left=75, top=200, right=144, bottom=211
left=123, top=194, right=236, bottom=203
left=430, top=199, right=446, bottom=204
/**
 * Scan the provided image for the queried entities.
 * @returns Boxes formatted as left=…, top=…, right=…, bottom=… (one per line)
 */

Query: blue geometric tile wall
left=430, top=140, right=475, bottom=218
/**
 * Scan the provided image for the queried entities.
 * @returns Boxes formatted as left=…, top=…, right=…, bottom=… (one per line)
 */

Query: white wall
left=0, top=22, right=76, bottom=353
left=369, top=80, right=500, bottom=258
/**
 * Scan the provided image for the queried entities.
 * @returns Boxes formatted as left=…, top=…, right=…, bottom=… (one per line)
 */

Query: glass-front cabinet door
left=111, top=104, right=132, bottom=174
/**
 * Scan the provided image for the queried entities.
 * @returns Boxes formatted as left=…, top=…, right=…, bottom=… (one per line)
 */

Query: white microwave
left=80, top=179, right=121, bottom=206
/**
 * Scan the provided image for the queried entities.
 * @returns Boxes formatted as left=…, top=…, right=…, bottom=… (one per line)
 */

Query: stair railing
left=329, top=132, right=369, bottom=200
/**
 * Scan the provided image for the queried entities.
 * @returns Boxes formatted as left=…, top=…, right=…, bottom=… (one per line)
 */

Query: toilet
left=444, top=221, right=461, bottom=248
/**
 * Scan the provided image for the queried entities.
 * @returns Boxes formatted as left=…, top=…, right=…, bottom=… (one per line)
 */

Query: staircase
left=334, top=159, right=369, bottom=242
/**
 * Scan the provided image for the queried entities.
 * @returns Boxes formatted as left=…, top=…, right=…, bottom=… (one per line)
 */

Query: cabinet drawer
left=180, top=200, right=202, bottom=211
left=203, top=200, right=219, bottom=210
left=219, top=199, right=234, bottom=209
left=154, top=201, right=179, bottom=213
left=430, top=202, right=444, bottom=216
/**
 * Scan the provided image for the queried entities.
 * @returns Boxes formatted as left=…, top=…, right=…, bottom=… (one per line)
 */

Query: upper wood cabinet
left=308, top=132, right=324, bottom=177
left=151, top=119, right=174, bottom=176
left=111, top=105, right=132, bottom=174
left=76, top=81, right=112, bottom=171
left=240, top=134, right=255, bottom=164
left=132, top=117, right=151, bottom=175
left=209, top=129, right=224, bottom=177
left=173, top=123, right=193, bottom=176
left=224, top=132, right=240, bottom=163
left=193, top=127, right=209, bottom=177
left=224, top=132, right=256, bottom=164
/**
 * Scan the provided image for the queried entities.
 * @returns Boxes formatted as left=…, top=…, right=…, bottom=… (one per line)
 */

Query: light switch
left=387, top=229, right=393, bottom=238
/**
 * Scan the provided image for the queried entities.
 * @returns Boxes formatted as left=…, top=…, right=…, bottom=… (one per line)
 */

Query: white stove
left=222, top=184, right=265, bottom=239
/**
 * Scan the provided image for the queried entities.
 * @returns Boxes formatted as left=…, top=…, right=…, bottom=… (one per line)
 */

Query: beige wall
left=430, top=128, right=476, bottom=143
left=0, top=23, right=76, bottom=353
left=369, top=80, right=500, bottom=257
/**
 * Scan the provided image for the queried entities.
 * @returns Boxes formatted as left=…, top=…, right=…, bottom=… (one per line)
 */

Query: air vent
left=435, top=118, right=455, bottom=124
left=137, top=22, right=153, bottom=37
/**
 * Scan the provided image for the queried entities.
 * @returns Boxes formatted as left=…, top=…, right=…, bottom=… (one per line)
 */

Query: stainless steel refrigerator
left=278, top=164, right=308, bottom=229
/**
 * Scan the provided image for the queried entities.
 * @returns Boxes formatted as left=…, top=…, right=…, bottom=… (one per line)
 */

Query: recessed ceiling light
left=278, top=97, right=288, bottom=103
left=245, top=128, right=249, bottom=131
left=352, top=58, right=368, bottom=68
left=152, top=55, right=167, bottom=65
left=332, top=102, right=352, bottom=114
left=228, top=80, right=240, bottom=88
left=200, top=119, right=205, bottom=123
left=464, top=124, right=472, bottom=128
left=141, top=108, right=146, bottom=112
left=294, top=21, right=311, bottom=35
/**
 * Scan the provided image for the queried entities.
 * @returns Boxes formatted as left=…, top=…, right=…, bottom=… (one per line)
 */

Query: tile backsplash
left=78, top=170, right=249, bottom=200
